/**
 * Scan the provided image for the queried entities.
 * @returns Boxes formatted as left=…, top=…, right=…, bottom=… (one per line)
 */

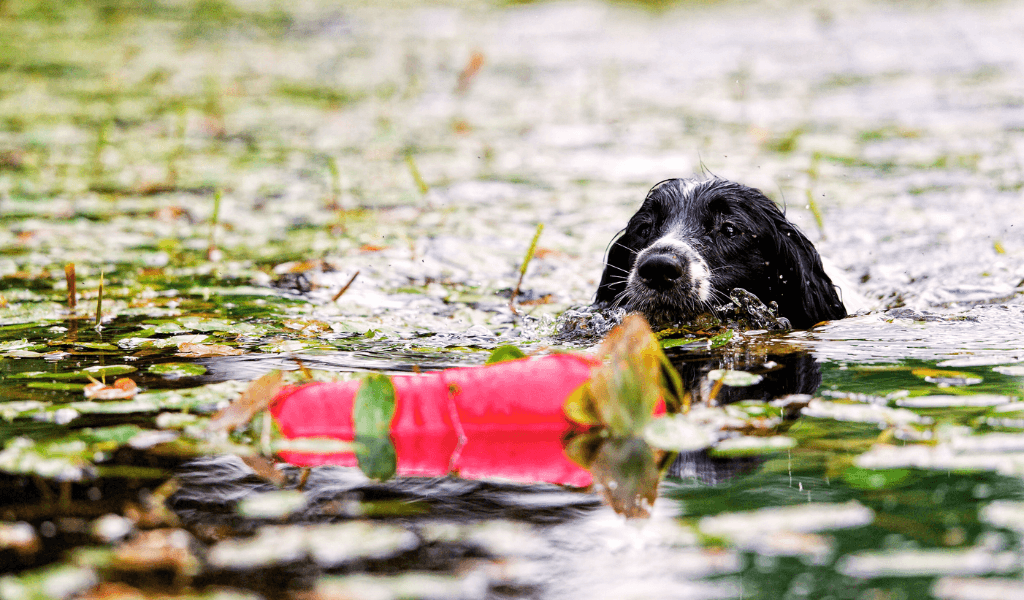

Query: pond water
left=1, top=0, right=1024, bottom=599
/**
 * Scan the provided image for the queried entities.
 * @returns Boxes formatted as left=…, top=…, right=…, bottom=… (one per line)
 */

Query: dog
left=594, top=177, right=847, bottom=329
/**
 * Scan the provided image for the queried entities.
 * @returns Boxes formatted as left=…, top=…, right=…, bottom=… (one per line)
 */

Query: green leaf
left=352, top=374, right=397, bottom=481
left=843, top=466, right=915, bottom=490
left=26, top=382, right=87, bottom=391
left=10, top=365, right=137, bottom=381
left=709, top=329, right=734, bottom=348
left=660, top=337, right=699, bottom=349
left=148, top=362, right=208, bottom=377
left=353, top=374, right=396, bottom=439
left=484, top=345, right=527, bottom=364
left=69, top=342, right=118, bottom=350
left=355, top=436, right=397, bottom=482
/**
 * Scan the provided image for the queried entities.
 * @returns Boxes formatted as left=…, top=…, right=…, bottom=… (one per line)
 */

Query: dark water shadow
left=662, top=346, right=821, bottom=485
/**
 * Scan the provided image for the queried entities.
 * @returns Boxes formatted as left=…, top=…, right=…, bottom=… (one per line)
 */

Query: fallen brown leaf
left=84, top=378, right=139, bottom=400
left=209, top=370, right=284, bottom=433
left=241, top=454, right=288, bottom=487
left=176, top=342, right=244, bottom=357
left=455, top=50, right=485, bottom=94
left=78, top=582, right=146, bottom=600
left=111, top=528, right=199, bottom=576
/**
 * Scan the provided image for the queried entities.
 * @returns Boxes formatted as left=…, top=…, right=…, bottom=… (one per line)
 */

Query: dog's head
left=594, top=177, right=847, bottom=329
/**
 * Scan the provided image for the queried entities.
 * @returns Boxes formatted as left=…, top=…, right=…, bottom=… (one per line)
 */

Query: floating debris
left=643, top=415, right=717, bottom=453
left=895, top=395, right=1015, bottom=408
left=83, top=378, right=138, bottom=400
left=699, top=501, right=874, bottom=545
left=932, top=577, right=1024, bottom=600
left=0, top=565, right=97, bottom=600
left=837, top=547, right=1018, bottom=578
left=207, top=522, right=418, bottom=570
left=911, top=367, right=983, bottom=386
left=312, top=572, right=487, bottom=600
left=419, top=521, right=547, bottom=557
left=236, top=490, right=308, bottom=519
left=856, top=443, right=1024, bottom=474
left=710, top=436, right=797, bottom=457
left=91, top=515, right=134, bottom=544
left=801, top=398, right=932, bottom=426
left=176, top=342, right=244, bottom=358
left=111, top=528, right=200, bottom=577
left=0, top=522, right=39, bottom=556
left=707, top=369, right=764, bottom=387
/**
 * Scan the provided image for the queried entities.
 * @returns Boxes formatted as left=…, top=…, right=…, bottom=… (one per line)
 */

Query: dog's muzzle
left=627, top=238, right=711, bottom=303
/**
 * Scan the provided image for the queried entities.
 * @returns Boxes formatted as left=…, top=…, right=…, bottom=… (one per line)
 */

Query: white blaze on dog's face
left=624, top=235, right=712, bottom=313
left=594, top=176, right=848, bottom=329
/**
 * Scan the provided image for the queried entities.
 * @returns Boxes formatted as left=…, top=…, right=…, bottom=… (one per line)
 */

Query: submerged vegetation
left=0, top=0, right=1023, bottom=599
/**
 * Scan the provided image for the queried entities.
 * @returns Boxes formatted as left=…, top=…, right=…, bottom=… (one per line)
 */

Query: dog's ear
left=593, top=230, right=633, bottom=306
left=771, top=217, right=847, bottom=328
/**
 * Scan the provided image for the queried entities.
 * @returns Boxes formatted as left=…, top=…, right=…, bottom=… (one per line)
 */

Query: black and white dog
left=594, top=177, right=847, bottom=329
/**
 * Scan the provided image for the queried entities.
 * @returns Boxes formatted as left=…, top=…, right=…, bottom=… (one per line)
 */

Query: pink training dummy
left=271, top=353, right=605, bottom=487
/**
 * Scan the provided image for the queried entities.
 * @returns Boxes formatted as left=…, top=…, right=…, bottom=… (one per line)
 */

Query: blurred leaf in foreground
left=209, top=371, right=284, bottom=433
left=565, top=314, right=682, bottom=436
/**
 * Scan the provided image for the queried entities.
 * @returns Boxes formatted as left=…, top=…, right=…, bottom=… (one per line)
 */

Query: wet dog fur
left=594, top=177, right=847, bottom=329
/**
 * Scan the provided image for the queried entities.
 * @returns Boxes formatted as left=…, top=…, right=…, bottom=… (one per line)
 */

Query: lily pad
left=10, top=365, right=137, bottom=381
left=207, top=522, right=418, bottom=570
left=855, top=443, right=1024, bottom=474
left=932, top=577, right=1024, bottom=600
left=699, top=501, right=874, bottom=542
left=842, top=466, right=915, bottom=490
left=979, top=501, right=1024, bottom=532
left=707, top=369, right=763, bottom=387
left=259, top=340, right=310, bottom=353
left=643, top=415, right=716, bottom=452
left=0, top=401, right=51, bottom=420
left=895, top=395, right=1014, bottom=408
left=25, top=382, right=86, bottom=391
left=837, top=548, right=1018, bottom=578
left=801, top=399, right=932, bottom=426
left=313, top=573, right=483, bottom=600
left=912, top=367, right=984, bottom=386
left=69, top=342, right=118, bottom=351
left=710, top=435, right=797, bottom=457
left=660, top=336, right=701, bottom=349
left=148, top=362, right=208, bottom=377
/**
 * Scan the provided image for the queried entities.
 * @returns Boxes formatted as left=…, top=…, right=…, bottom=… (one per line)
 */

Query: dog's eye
left=719, top=223, right=740, bottom=238
left=635, top=220, right=653, bottom=238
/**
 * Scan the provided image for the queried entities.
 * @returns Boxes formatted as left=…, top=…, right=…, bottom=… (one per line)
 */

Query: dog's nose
left=636, top=254, right=685, bottom=290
